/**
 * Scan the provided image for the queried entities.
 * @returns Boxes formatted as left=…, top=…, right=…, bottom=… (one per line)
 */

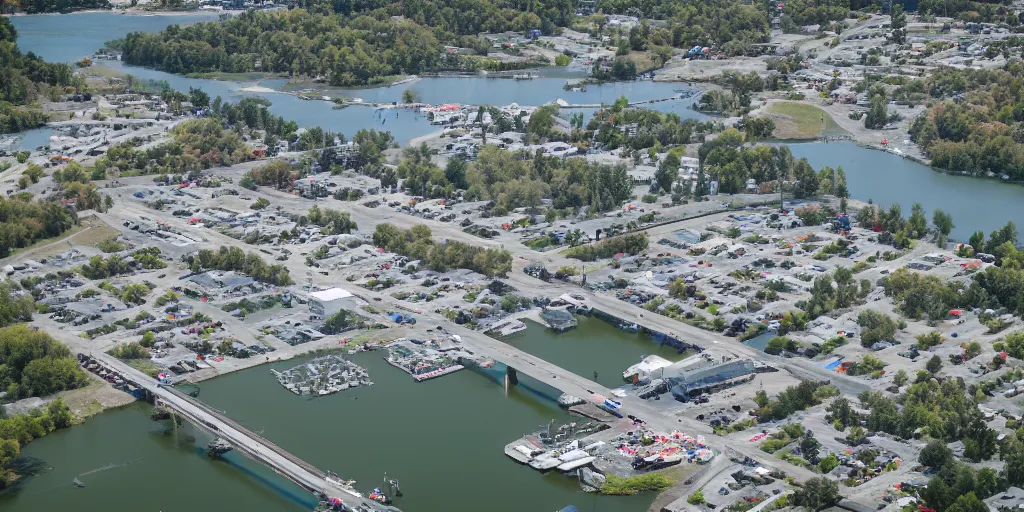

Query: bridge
left=89, top=352, right=398, bottom=512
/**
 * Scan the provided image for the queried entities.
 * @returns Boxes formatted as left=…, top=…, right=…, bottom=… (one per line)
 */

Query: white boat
left=558, top=449, right=589, bottom=462
left=557, top=393, right=584, bottom=407
left=557, top=456, right=596, bottom=471
left=529, top=456, right=561, bottom=470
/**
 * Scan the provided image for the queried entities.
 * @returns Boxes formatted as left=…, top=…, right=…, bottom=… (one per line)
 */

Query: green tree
left=926, top=354, right=943, bottom=374
left=865, top=95, right=889, bottom=129
left=793, top=477, right=841, bottom=511
left=893, top=369, right=908, bottom=387
left=932, top=209, right=954, bottom=246
left=401, top=88, right=420, bottom=104
left=907, top=203, right=928, bottom=239
left=919, top=439, right=954, bottom=470
left=891, top=4, right=907, bottom=44
left=800, top=435, right=821, bottom=463
left=655, top=154, right=679, bottom=194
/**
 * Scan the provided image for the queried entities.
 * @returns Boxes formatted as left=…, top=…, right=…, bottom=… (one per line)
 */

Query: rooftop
left=310, top=287, right=355, bottom=302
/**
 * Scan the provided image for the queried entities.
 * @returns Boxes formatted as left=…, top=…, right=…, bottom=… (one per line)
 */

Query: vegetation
left=18, top=0, right=108, bottom=13
left=754, top=380, right=833, bottom=421
left=0, top=195, right=77, bottom=258
left=93, top=118, right=252, bottom=179
left=908, top=64, right=1024, bottom=180
left=0, top=18, right=82, bottom=133
left=0, top=398, right=75, bottom=490
left=0, top=281, right=35, bottom=328
left=107, top=342, right=150, bottom=361
left=307, top=206, right=357, bottom=235
left=600, top=473, right=672, bottom=495
left=373, top=223, right=512, bottom=277
left=803, top=268, right=866, bottom=320
left=793, top=477, right=841, bottom=511
left=857, top=310, right=898, bottom=348
left=396, top=145, right=635, bottom=215
left=0, top=325, right=88, bottom=400
left=564, top=233, right=648, bottom=262
left=687, top=489, right=705, bottom=505
left=320, top=310, right=362, bottom=335
left=184, top=245, right=293, bottom=286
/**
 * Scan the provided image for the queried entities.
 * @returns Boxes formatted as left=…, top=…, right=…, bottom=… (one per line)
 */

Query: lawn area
left=766, top=101, right=843, bottom=139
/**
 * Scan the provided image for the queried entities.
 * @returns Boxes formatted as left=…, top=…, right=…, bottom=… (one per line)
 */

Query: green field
left=766, top=101, right=843, bottom=139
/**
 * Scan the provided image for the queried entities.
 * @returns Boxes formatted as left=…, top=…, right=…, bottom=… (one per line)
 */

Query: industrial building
left=647, top=353, right=756, bottom=401
left=307, top=287, right=363, bottom=320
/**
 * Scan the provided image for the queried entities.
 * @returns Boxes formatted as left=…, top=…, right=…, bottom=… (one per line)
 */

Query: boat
left=73, top=477, right=86, bottom=488
left=368, top=487, right=391, bottom=504
left=557, top=456, right=596, bottom=471
left=529, top=456, right=562, bottom=471
left=557, top=393, right=584, bottom=407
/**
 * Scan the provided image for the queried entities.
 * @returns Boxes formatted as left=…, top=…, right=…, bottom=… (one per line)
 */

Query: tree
left=968, top=231, right=985, bottom=253
left=919, top=440, right=954, bottom=470
left=792, top=158, right=819, bottom=198
left=793, top=477, right=841, bottom=511
left=827, top=396, right=856, bottom=429
left=526, top=106, right=555, bottom=138
left=818, top=453, right=839, bottom=473
left=857, top=310, right=898, bottom=348
left=800, top=435, right=821, bottom=463
left=401, top=88, right=420, bottom=104
left=140, top=331, right=157, bottom=348
left=655, top=154, right=679, bottom=194
left=891, top=4, right=907, bottom=44
left=907, top=203, right=928, bottom=239
left=946, top=493, right=987, bottom=512
left=865, top=95, right=889, bottom=129
left=933, top=209, right=954, bottom=246
left=926, top=354, right=943, bottom=374
left=893, top=369, right=908, bottom=387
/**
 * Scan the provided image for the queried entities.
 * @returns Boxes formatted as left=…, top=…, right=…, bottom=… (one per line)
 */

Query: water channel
left=502, top=317, right=689, bottom=389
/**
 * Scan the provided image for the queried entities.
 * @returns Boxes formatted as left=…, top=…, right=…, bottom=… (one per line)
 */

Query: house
left=678, top=156, right=699, bottom=175
left=629, top=165, right=657, bottom=184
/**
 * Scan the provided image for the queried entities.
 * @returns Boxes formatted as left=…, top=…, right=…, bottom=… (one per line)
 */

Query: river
left=2, top=333, right=662, bottom=512
left=502, top=317, right=689, bottom=389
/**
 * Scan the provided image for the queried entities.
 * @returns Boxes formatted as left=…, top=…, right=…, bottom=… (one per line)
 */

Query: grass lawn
left=766, top=101, right=843, bottom=139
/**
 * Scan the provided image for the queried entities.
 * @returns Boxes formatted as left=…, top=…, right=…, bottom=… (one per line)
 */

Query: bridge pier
left=504, top=366, right=519, bottom=391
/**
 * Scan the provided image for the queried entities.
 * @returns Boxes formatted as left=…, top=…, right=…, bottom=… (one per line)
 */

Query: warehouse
left=307, top=287, right=363, bottom=320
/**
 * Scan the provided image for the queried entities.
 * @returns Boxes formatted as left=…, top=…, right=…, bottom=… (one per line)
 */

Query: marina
left=272, top=355, right=373, bottom=396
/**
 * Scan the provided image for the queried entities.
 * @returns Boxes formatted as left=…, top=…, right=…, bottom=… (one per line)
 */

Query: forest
left=184, top=245, right=294, bottom=286
left=18, top=0, right=107, bottom=13
left=0, top=324, right=89, bottom=400
left=372, top=223, right=512, bottom=277
left=908, top=63, right=1024, bottom=179
left=0, top=18, right=82, bottom=133
left=395, top=145, right=635, bottom=216
left=0, top=194, right=77, bottom=258
left=92, top=118, right=253, bottom=179
left=117, top=10, right=444, bottom=86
